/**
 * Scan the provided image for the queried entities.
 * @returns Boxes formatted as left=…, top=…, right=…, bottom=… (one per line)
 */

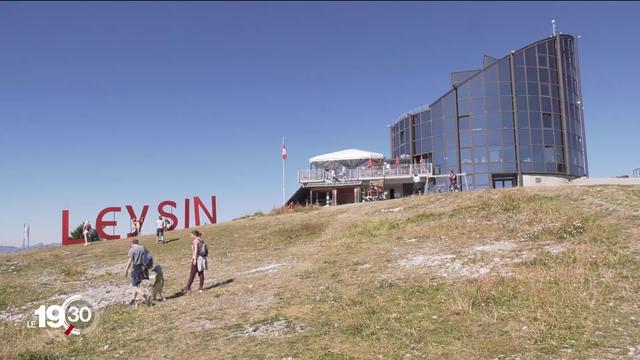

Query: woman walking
left=182, top=230, right=207, bottom=294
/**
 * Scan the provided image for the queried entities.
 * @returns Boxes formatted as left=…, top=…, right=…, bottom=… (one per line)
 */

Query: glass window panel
left=459, top=116, right=471, bottom=130
left=541, top=97, right=552, bottom=113
left=484, top=82, right=499, bottom=97
left=514, top=52, right=525, bottom=67
left=517, top=112, right=529, bottom=128
left=529, top=96, right=540, bottom=112
left=527, top=82, right=538, bottom=96
left=526, top=67, right=538, bottom=82
left=525, top=47, right=537, bottom=67
left=471, top=113, right=485, bottom=129
left=537, top=42, right=548, bottom=54
left=539, top=68, right=550, bottom=83
left=486, top=113, right=501, bottom=129
left=516, top=82, right=527, bottom=96
left=530, top=112, right=542, bottom=128
left=500, top=96, right=513, bottom=112
left=470, top=78, right=483, bottom=96
left=488, top=146, right=502, bottom=162
left=474, top=147, right=488, bottom=164
left=500, top=82, right=512, bottom=96
left=556, top=147, right=564, bottom=163
left=540, top=83, right=550, bottom=96
left=531, top=129, right=543, bottom=144
left=502, top=129, right=515, bottom=145
left=549, top=56, right=557, bottom=70
left=553, top=114, right=562, bottom=130
left=484, top=97, right=500, bottom=112
left=550, top=70, right=558, bottom=84
left=554, top=131, right=562, bottom=145
left=542, top=113, right=552, bottom=128
left=461, top=149, right=473, bottom=164
left=518, top=129, right=530, bottom=145
left=548, top=40, right=556, bottom=56
left=551, top=99, right=560, bottom=113
left=475, top=173, right=489, bottom=186
left=520, top=162, right=534, bottom=172
left=501, top=112, right=514, bottom=128
left=469, top=98, right=482, bottom=114
left=544, top=130, right=554, bottom=145
left=533, top=162, right=546, bottom=172
left=517, top=96, right=528, bottom=111
left=519, top=146, right=532, bottom=162
left=532, top=146, right=544, bottom=162
left=503, top=147, right=516, bottom=162
left=515, top=67, right=526, bottom=82
left=473, top=130, right=487, bottom=146
left=538, top=55, right=548, bottom=68
left=551, top=85, right=559, bottom=98
left=484, top=66, right=498, bottom=82
left=498, top=60, right=511, bottom=82
left=487, top=130, right=501, bottom=145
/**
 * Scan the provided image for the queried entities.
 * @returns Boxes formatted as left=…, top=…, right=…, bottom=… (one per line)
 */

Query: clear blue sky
left=1, top=2, right=638, bottom=247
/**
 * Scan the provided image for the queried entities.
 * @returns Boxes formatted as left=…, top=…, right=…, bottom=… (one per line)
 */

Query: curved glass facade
left=390, top=34, right=588, bottom=189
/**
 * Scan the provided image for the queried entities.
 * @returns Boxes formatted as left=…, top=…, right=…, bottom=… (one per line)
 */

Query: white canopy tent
left=309, top=149, right=384, bottom=169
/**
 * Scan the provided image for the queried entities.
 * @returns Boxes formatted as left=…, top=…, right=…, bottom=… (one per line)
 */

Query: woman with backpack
left=182, top=230, right=208, bottom=294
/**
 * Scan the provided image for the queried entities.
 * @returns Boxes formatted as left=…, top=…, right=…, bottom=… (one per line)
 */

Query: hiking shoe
left=197, top=289, right=204, bottom=294
left=128, top=299, right=136, bottom=307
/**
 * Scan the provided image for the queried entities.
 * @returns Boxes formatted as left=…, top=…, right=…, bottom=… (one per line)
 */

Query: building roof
left=309, top=149, right=384, bottom=168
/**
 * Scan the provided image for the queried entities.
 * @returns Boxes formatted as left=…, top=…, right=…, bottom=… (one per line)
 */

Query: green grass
left=1, top=185, right=640, bottom=359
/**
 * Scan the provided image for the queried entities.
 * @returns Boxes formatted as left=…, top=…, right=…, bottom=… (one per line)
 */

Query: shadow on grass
left=162, top=238, right=181, bottom=244
left=165, top=278, right=235, bottom=299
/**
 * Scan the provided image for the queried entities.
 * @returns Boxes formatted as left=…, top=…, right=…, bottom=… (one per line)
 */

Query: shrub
left=70, top=223, right=99, bottom=242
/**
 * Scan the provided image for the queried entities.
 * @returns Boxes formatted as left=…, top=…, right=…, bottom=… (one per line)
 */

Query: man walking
left=125, top=239, right=150, bottom=306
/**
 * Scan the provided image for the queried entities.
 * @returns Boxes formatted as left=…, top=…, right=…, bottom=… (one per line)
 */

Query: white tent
left=309, top=149, right=384, bottom=169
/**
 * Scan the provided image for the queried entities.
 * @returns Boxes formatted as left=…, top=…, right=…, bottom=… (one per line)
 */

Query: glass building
left=390, top=34, right=588, bottom=189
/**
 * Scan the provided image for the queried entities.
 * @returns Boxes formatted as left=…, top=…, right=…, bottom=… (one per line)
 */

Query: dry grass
left=1, top=185, right=640, bottom=359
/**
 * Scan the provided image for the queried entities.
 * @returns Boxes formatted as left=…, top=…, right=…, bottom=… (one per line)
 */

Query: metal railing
left=298, top=163, right=433, bottom=183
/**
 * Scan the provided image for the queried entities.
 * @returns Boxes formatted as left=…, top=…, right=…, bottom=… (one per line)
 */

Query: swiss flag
left=394, top=157, right=400, bottom=165
left=282, top=143, right=287, bottom=161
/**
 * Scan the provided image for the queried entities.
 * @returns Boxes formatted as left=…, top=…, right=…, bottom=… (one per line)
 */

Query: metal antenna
left=552, top=19, right=557, bottom=36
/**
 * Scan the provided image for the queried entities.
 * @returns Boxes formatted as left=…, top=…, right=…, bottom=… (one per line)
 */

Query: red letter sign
left=61, top=210, right=85, bottom=245
left=126, top=205, right=149, bottom=237
left=193, top=196, right=217, bottom=226
left=96, top=207, right=121, bottom=240
left=158, top=200, right=178, bottom=230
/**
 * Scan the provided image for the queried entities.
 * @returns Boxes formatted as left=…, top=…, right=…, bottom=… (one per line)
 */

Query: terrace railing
left=298, top=163, right=433, bottom=183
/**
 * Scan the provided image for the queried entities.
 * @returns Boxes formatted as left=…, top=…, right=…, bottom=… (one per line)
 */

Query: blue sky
left=1, top=2, right=638, bottom=247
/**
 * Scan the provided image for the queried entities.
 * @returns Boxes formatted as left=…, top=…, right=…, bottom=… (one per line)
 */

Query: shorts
left=156, top=228, right=164, bottom=237
left=131, top=265, right=144, bottom=287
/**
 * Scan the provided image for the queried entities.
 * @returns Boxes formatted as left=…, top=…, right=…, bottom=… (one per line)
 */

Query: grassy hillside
left=1, top=185, right=640, bottom=359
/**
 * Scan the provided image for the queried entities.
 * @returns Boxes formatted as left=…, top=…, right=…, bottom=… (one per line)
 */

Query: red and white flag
left=282, top=143, right=287, bottom=161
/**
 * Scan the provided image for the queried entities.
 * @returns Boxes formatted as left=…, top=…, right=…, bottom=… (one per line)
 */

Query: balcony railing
left=298, top=163, right=433, bottom=183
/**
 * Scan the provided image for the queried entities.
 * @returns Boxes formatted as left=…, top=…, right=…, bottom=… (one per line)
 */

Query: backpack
left=198, top=241, right=208, bottom=257
left=142, top=248, right=154, bottom=269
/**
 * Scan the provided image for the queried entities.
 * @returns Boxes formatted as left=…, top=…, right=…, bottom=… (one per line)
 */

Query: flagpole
left=282, top=137, right=285, bottom=207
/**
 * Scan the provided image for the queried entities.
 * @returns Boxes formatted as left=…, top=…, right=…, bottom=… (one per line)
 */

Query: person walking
left=156, top=216, right=164, bottom=244
left=124, top=238, right=150, bottom=306
left=82, top=220, right=92, bottom=246
left=413, top=173, right=422, bottom=196
left=182, top=230, right=208, bottom=294
left=449, top=170, right=458, bottom=192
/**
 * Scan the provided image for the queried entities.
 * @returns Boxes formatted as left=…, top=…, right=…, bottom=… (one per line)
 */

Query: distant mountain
left=0, top=243, right=58, bottom=254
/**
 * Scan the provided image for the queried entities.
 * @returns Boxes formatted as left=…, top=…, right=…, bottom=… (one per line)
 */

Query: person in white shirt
left=156, top=216, right=165, bottom=244
left=413, top=174, right=422, bottom=195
